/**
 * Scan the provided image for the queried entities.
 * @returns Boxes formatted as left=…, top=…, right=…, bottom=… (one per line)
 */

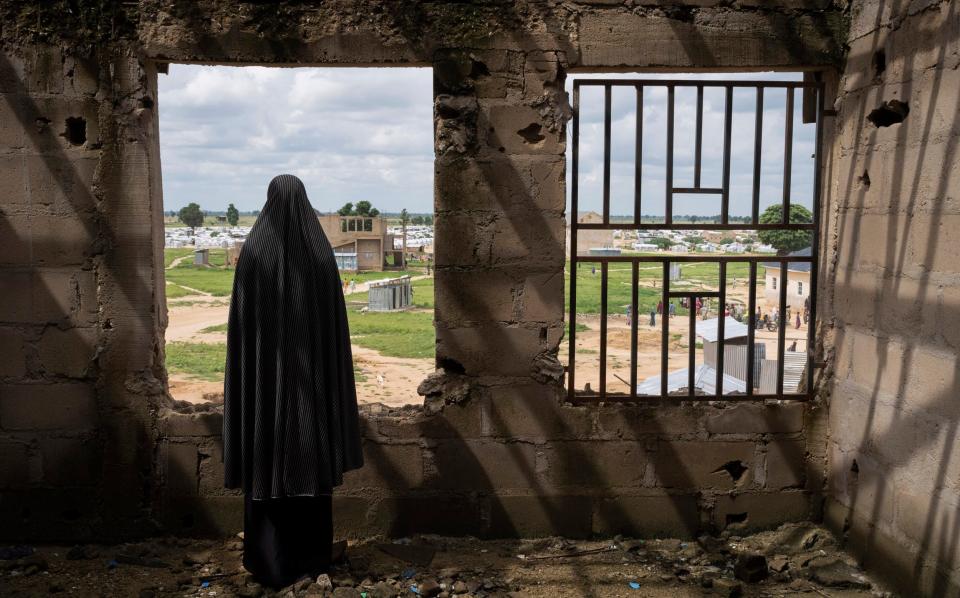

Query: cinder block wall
left=1, top=1, right=845, bottom=543
left=822, top=0, right=960, bottom=595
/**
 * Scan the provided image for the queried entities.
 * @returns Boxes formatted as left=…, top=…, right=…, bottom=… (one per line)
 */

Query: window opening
left=566, top=75, right=823, bottom=402
left=159, top=65, right=434, bottom=408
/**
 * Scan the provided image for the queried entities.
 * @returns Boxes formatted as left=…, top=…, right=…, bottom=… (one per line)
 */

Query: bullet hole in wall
left=438, top=356, right=466, bottom=375
left=63, top=117, right=87, bottom=145
left=517, top=122, right=545, bottom=144
left=726, top=512, right=748, bottom=526
left=714, top=460, right=749, bottom=482
left=867, top=100, right=909, bottom=127
left=857, top=170, right=871, bottom=189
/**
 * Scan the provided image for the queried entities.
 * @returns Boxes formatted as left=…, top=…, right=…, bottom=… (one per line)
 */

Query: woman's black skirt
left=243, top=493, right=333, bottom=588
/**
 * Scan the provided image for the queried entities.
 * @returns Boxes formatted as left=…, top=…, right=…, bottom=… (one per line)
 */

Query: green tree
left=719, top=236, right=735, bottom=245
left=649, top=237, right=673, bottom=250
left=226, top=203, right=240, bottom=226
left=368, top=207, right=380, bottom=217
left=178, top=202, right=204, bottom=228
left=337, top=202, right=354, bottom=216
left=757, top=204, right=813, bottom=254
left=355, top=200, right=373, bottom=216
left=411, top=215, right=424, bottom=225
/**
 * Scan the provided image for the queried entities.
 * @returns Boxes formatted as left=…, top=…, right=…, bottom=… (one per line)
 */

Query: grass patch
left=565, top=261, right=765, bottom=315
left=347, top=308, right=435, bottom=359
left=164, top=247, right=195, bottom=267
left=165, top=268, right=235, bottom=296
left=165, top=341, right=225, bottom=381
left=200, top=323, right=228, bottom=334
left=165, top=282, right=194, bottom=299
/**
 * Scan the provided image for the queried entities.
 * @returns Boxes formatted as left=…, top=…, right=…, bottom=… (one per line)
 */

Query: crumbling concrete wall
left=823, top=0, right=960, bottom=595
left=1, top=1, right=844, bottom=543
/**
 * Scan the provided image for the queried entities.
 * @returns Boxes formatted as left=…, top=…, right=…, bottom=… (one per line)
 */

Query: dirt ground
left=165, top=295, right=434, bottom=408
left=561, top=312, right=809, bottom=396
left=0, top=522, right=890, bottom=597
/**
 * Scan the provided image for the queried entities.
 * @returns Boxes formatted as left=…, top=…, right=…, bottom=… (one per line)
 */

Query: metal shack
left=368, top=276, right=412, bottom=312
left=193, top=248, right=209, bottom=266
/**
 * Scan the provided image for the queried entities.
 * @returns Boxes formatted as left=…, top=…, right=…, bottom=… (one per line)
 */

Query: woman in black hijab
left=223, top=174, right=363, bottom=588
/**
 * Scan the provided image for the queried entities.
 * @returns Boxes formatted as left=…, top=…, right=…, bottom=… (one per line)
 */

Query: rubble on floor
left=0, top=522, right=891, bottom=597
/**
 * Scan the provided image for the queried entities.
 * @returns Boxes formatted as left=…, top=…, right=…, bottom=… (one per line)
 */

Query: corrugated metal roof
left=637, top=364, right=747, bottom=396
left=696, top=317, right=749, bottom=342
left=761, top=247, right=812, bottom=273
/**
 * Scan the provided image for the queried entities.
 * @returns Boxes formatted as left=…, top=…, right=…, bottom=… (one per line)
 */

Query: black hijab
left=223, top=174, right=363, bottom=499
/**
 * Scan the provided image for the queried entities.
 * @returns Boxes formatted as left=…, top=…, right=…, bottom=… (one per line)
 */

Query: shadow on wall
left=825, top=0, right=960, bottom=594
left=0, top=49, right=229, bottom=542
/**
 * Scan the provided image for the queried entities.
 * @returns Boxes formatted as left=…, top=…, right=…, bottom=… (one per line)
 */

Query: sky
left=568, top=72, right=817, bottom=220
left=158, top=65, right=435, bottom=213
left=158, top=66, right=816, bottom=219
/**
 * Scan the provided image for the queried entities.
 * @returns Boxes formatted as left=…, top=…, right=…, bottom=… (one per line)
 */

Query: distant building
left=670, top=244, right=689, bottom=253
left=762, top=247, right=812, bottom=307
left=317, top=214, right=401, bottom=272
left=566, top=211, right=614, bottom=256
left=193, top=248, right=209, bottom=266
left=368, top=276, right=413, bottom=311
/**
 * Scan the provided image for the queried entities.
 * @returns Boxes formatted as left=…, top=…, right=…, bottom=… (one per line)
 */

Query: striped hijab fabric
left=223, top=174, right=363, bottom=499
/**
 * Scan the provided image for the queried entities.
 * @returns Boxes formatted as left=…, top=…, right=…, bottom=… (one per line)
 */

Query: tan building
left=762, top=248, right=812, bottom=310
left=565, top=211, right=614, bottom=256
left=317, top=213, right=400, bottom=271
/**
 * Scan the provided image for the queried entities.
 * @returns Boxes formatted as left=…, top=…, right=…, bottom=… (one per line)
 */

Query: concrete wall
left=822, top=0, right=960, bottom=595
left=0, top=1, right=845, bottom=543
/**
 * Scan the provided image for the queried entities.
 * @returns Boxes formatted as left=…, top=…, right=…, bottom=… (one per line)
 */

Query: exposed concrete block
left=332, top=495, right=373, bottom=539
left=541, top=441, right=647, bottom=487
left=0, top=269, right=98, bottom=326
left=651, top=440, right=756, bottom=491
left=373, top=402, right=484, bottom=441
left=433, top=211, right=492, bottom=267
left=198, top=441, right=226, bottom=496
left=895, top=487, right=960, bottom=551
left=342, top=442, right=424, bottom=489
left=38, top=437, right=99, bottom=486
left=0, top=212, right=98, bottom=266
left=160, top=411, right=223, bottom=437
left=163, top=495, right=243, bottom=536
left=481, top=104, right=564, bottom=155
left=765, top=439, right=806, bottom=489
left=595, top=404, right=704, bottom=438
left=481, top=383, right=591, bottom=440
left=592, top=494, right=701, bottom=538
left=429, top=439, right=538, bottom=490
left=713, top=492, right=810, bottom=531
left=436, top=155, right=565, bottom=214
left=25, top=46, right=63, bottom=94
left=0, top=327, right=27, bottom=378
left=578, top=11, right=838, bottom=68
left=36, top=326, right=97, bottom=377
left=489, top=209, right=566, bottom=268
left=0, top=382, right=97, bottom=431
left=373, top=496, right=483, bottom=537
left=487, top=495, right=592, bottom=538
left=436, top=325, right=557, bottom=378
left=706, top=403, right=804, bottom=435
left=164, top=442, right=199, bottom=497
left=0, top=155, right=99, bottom=212
left=0, top=440, right=31, bottom=487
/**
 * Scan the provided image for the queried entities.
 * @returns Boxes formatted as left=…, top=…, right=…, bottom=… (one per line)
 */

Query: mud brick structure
left=0, top=2, right=957, bottom=596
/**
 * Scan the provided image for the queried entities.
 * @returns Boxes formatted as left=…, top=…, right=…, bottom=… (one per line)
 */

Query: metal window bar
left=567, top=78, right=825, bottom=404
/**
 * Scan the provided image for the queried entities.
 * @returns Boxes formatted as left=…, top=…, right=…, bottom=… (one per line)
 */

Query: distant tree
left=368, top=207, right=380, bottom=217
left=719, top=236, right=735, bottom=245
left=423, top=215, right=433, bottom=226
left=757, top=204, right=813, bottom=254
left=355, top=200, right=373, bottom=216
left=226, top=203, right=240, bottom=226
left=337, top=202, right=354, bottom=216
left=178, top=202, right=204, bottom=228
left=683, top=235, right=705, bottom=245
left=689, top=215, right=699, bottom=224
left=649, top=237, right=673, bottom=250
left=411, top=215, right=424, bottom=225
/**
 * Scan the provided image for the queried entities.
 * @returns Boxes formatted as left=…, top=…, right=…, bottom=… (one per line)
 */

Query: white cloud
left=159, top=65, right=434, bottom=213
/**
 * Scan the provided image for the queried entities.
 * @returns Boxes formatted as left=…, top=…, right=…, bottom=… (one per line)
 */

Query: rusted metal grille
left=567, top=78, right=825, bottom=403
